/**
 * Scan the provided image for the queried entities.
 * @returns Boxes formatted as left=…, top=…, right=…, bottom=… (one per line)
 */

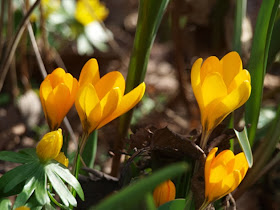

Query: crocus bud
left=54, top=152, right=69, bottom=167
left=75, top=58, right=145, bottom=135
left=40, top=68, right=79, bottom=130
left=204, top=147, right=249, bottom=204
left=36, top=129, right=63, bottom=162
left=191, top=52, right=251, bottom=149
left=153, top=179, right=176, bottom=207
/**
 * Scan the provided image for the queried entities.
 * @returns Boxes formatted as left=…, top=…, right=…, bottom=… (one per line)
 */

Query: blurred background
left=0, top=0, right=280, bottom=208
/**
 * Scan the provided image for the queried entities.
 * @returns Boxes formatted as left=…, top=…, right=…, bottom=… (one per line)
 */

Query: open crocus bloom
left=153, top=179, right=176, bottom=207
left=36, top=129, right=63, bottom=162
left=75, top=58, right=145, bottom=135
left=204, top=147, right=248, bottom=204
left=40, top=68, right=79, bottom=130
left=191, top=52, right=251, bottom=148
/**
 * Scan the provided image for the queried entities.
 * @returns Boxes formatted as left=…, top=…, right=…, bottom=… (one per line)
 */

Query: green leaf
left=234, top=127, right=253, bottom=168
left=0, top=162, right=39, bottom=194
left=46, top=165, right=77, bottom=207
left=34, top=165, right=50, bottom=205
left=267, top=17, right=280, bottom=66
left=93, top=162, right=188, bottom=210
left=0, top=151, right=35, bottom=163
left=117, top=0, right=171, bottom=160
left=13, top=177, right=37, bottom=209
left=233, top=0, right=247, bottom=54
left=0, top=198, right=11, bottom=210
left=245, top=0, right=280, bottom=145
left=49, top=162, right=84, bottom=200
left=158, top=199, right=186, bottom=210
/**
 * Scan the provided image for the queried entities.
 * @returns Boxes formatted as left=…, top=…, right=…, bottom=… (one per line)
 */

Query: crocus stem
left=199, top=130, right=211, bottom=151
left=71, top=132, right=89, bottom=197
left=198, top=200, right=209, bottom=210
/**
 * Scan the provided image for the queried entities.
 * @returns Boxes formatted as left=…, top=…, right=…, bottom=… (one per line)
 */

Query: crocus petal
left=204, top=147, right=218, bottom=197
left=211, top=150, right=235, bottom=170
left=207, top=81, right=251, bottom=130
left=201, top=72, right=227, bottom=107
left=233, top=153, right=248, bottom=179
left=94, top=71, right=125, bottom=99
left=45, top=84, right=70, bottom=130
left=200, top=56, right=222, bottom=83
left=97, top=82, right=145, bottom=129
left=79, top=58, right=100, bottom=87
left=49, top=68, right=65, bottom=88
left=191, top=58, right=203, bottom=109
left=75, top=84, right=100, bottom=133
left=220, top=51, right=243, bottom=87
left=228, top=69, right=251, bottom=93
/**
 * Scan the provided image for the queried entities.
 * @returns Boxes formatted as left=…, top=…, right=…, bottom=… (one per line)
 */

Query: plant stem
left=71, top=132, right=88, bottom=197
left=198, top=200, right=209, bottom=210
left=200, top=130, right=211, bottom=151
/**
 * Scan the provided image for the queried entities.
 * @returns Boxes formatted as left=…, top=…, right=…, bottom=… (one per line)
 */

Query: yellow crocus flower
left=153, top=179, right=176, bottom=207
left=36, top=129, right=63, bottom=162
left=75, top=58, right=145, bottom=135
left=191, top=52, right=251, bottom=149
left=54, top=152, right=69, bottom=167
left=75, top=0, right=109, bottom=26
left=40, top=68, right=79, bottom=130
left=204, top=147, right=248, bottom=206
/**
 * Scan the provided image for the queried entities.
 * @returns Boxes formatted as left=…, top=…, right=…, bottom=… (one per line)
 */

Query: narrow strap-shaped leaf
left=46, top=165, right=77, bottom=207
left=234, top=127, right=253, bottom=167
left=93, top=162, right=188, bottom=210
left=0, top=151, right=35, bottom=163
left=34, top=165, right=50, bottom=205
left=49, top=162, right=84, bottom=201
left=0, top=162, right=39, bottom=194
left=245, top=0, right=280, bottom=145
left=13, top=177, right=37, bottom=209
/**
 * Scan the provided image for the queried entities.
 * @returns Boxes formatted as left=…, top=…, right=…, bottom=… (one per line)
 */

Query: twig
left=0, top=0, right=5, bottom=60
left=0, top=0, right=41, bottom=92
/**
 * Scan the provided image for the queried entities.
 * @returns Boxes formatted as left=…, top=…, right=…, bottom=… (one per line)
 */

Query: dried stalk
left=0, top=0, right=41, bottom=92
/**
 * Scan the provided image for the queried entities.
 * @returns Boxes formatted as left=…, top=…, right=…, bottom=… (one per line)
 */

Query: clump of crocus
left=75, top=0, right=109, bottom=25
left=54, top=152, right=69, bottom=167
left=36, top=129, right=63, bottom=162
left=40, top=68, right=79, bottom=130
left=153, top=179, right=176, bottom=207
left=191, top=52, right=251, bottom=149
left=202, top=147, right=248, bottom=209
left=75, top=58, right=145, bottom=136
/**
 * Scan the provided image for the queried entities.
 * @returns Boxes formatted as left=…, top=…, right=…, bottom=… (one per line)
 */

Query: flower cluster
left=190, top=52, right=251, bottom=207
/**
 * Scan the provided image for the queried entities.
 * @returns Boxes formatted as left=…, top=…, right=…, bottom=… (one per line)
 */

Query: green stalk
left=245, top=0, right=280, bottom=146
left=82, top=130, right=98, bottom=168
left=233, top=0, right=247, bottom=54
left=111, top=0, right=171, bottom=176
